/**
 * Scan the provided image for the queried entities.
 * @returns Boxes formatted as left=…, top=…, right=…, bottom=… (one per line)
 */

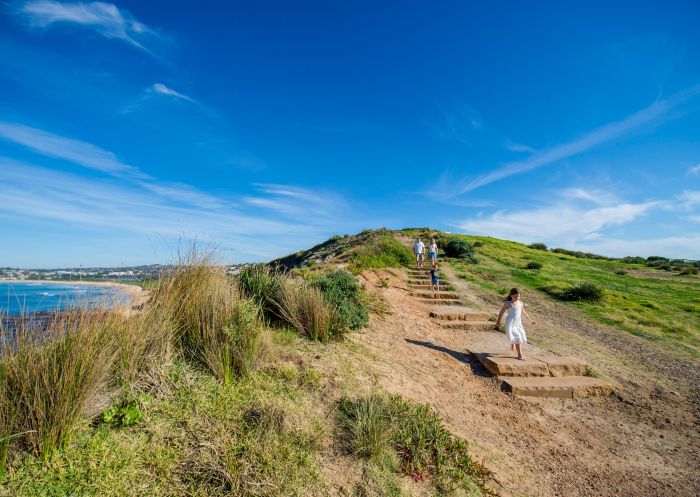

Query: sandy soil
left=311, top=266, right=700, bottom=497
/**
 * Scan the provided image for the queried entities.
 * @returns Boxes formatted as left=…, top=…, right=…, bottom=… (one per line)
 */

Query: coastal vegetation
left=0, top=239, right=494, bottom=496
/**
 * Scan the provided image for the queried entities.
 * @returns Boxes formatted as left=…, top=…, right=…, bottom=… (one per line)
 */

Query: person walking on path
left=495, top=288, right=535, bottom=360
left=428, top=238, right=438, bottom=264
left=430, top=262, right=440, bottom=295
left=413, top=238, right=425, bottom=267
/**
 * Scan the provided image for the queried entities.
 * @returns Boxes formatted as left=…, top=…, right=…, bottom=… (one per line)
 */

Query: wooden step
left=502, top=376, right=613, bottom=399
left=429, top=310, right=491, bottom=321
left=436, top=320, right=493, bottom=331
left=410, top=291, right=459, bottom=299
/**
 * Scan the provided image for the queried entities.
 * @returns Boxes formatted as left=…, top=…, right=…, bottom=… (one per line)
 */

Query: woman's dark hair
left=505, top=287, right=520, bottom=302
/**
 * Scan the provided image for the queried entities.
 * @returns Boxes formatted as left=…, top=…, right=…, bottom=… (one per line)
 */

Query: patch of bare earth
left=307, top=266, right=699, bottom=497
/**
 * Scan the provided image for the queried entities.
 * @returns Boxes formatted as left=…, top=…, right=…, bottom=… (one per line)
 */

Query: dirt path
left=339, top=267, right=700, bottom=497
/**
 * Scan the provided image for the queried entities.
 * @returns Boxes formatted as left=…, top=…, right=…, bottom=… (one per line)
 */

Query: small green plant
left=528, top=243, right=548, bottom=251
left=615, top=269, right=626, bottom=275
left=102, top=395, right=150, bottom=428
left=560, top=282, right=603, bottom=302
left=380, top=278, right=389, bottom=288
left=680, top=267, right=698, bottom=275
left=525, top=261, right=543, bottom=270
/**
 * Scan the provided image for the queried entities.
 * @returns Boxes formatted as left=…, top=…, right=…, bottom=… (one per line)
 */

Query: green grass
left=2, top=358, right=324, bottom=497
left=350, top=234, right=414, bottom=270
left=444, top=234, right=700, bottom=357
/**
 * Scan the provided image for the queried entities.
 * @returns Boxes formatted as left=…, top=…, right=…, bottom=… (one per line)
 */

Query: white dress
left=504, top=300, right=527, bottom=344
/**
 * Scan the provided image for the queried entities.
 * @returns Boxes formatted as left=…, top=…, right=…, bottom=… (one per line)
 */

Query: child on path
left=430, top=262, right=440, bottom=295
left=495, top=288, right=535, bottom=360
left=413, top=238, right=425, bottom=267
left=428, top=238, right=438, bottom=264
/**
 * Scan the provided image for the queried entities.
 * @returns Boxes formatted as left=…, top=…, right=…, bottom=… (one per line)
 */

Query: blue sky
left=1, top=0, right=699, bottom=267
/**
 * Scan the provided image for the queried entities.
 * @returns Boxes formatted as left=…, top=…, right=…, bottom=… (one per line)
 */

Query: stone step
left=429, top=310, right=491, bottom=321
left=408, top=279, right=449, bottom=285
left=466, top=333, right=591, bottom=377
left=436, top=320, right=493, bottom=331
left=411, top=284, right=451, bottom=290
left=419, top=299, right=462, bottom=305
left=410, top=291, right=460, bottom=299
left=502, top=376, right=613, bottom=399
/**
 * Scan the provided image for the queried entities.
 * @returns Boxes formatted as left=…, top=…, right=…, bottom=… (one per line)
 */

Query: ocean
left=0, top=281, right=130, bottom=316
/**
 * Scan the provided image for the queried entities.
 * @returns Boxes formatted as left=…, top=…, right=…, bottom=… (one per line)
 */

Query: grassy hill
left=403, top=228, right=700, bottom=358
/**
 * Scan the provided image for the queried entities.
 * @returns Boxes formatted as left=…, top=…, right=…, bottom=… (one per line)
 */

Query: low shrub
left=614, top=270, right=626, bottom=276
left=314, top=271, right=368, bottom=332
left=680, top=267, right=698, bottom=275
left=525, top=261, right=543, bottom=270
left=443, top=239, right=479, bottom=264
left=560, top=282, right=603, bottom=302
left=528, top=243, right=548, bottom=251
left=338, top=394, right=495, bottom=494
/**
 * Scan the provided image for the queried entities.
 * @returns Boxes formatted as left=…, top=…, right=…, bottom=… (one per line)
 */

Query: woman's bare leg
left=515, top=343, right=523, bottom=360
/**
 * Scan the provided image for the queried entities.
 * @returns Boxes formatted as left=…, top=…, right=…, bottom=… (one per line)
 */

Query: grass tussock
left=0, top=310, right=126, bottom=464
left=338, top=394, right=496, bottom=496
left=274, top=279, right=339, bottom=341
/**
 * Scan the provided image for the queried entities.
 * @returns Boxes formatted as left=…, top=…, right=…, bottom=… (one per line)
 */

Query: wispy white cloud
left=0, top=157, right=351, bottom=261
left=448, top=85, right=700, bottom=195
left=150, top=83, right=195, bottom=103
left=0, top=120, right=143, bottom=176
left=687, top=163, right=700, bottom=176
left=15, top=0, right=160, bottom=54
left=677, top=190, right=700, bottom=210
left=0, top=120, right=225, bottom=208
left=503, top=139, right=535, bottom=153
left=572, top=235, right=700, bottom=259
left=457, top=200, right=659, bottom=244
left=244, top=183, right=348, bottom=219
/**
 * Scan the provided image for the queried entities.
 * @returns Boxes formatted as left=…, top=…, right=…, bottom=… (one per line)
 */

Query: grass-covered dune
left=0, top=235, right=494, bottom=497
left=403, top=228, right=700, bottom=358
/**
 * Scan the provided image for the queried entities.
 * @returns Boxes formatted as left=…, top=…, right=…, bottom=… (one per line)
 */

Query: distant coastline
left=0, top=280, right=150, bottom=315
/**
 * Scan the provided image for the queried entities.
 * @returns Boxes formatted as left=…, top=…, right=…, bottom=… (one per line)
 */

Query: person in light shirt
left=428, top=238, right=438, bottom=264
left=413, top=238, right=425, bottom=267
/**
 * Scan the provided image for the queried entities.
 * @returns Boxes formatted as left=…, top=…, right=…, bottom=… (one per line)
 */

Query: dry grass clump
left=147, top=249, right=262, bottom=385
left=274, top=279, right=339, bottom=341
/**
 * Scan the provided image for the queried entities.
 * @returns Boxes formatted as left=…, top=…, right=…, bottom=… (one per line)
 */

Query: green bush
left=528, top=243, right=548, bottom=251
left=560, top=282, right=603, bottom=302
left=443, top=239, right=478, bottom=264
left=680, top=267, right=698, bottom=275
left=525, top=261, right=543, bottom=270
left=314, top=271, right=368, bottom=332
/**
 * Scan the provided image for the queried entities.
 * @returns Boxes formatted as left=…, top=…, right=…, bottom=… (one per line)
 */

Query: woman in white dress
left=495, top=288, right=536, bottom=360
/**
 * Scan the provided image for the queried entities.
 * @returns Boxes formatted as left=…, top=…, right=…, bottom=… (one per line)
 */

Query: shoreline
left=0, top=279, right=150, bottom=312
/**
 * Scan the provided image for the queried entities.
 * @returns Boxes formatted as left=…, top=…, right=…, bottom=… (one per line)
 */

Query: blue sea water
left=0, top=281, right=129, bottom=315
